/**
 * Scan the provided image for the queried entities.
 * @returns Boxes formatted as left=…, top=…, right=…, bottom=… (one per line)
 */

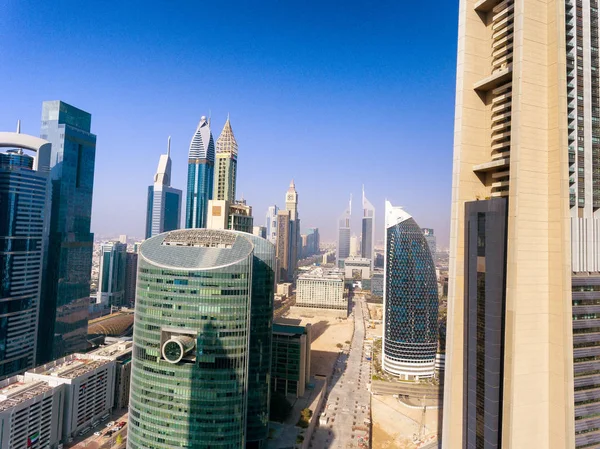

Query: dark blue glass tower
left=0, top=132, right=51, bottom=379
left=185, top=116, right=214, bottom=229
left=38, top=100, right=96, bottom=362
left=382, top=201, right=438, bottom=380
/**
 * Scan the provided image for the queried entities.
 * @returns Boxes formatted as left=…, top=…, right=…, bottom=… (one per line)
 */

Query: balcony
left=473, top=158, right=510, bottom=174
left=473, top=0, right=504, bottom=13
left=474, top=66, right=513, bottom=92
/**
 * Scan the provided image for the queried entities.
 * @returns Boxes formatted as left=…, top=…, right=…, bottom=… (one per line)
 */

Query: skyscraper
left=145, top=137, right=182, bottom=239
left=285, top=180, right=300, bottom=277
left=305, top=227, right=320, bottom=257
left=97, top=241, right=127, bottom=307
left=382, top=202, right=438, bottom=380
left=124, top=251, right=137, bottom=307
left=266, top=205, right=279, bottom=244
left=337, top=196, right=351, bottom=268
left=128, top=229, right=268, bottom=449
left=206, top=199, right=254, bottom=233
left=421, top=228, right=436, bottom=260
left=443, top=2, right=575, bottom=447
left=185, top=116, right=215, bottom=229
left=38, top=100, right=96, bottom=362
left=361, top=187, right=375, bottom=265
left=213, top=116, right=238, bottom=203
left=0, top=129, right=51, bottom=379
left=275, top=210, right=291, bottom=283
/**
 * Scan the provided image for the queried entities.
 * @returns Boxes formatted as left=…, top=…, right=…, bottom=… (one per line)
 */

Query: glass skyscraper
left=128, top=229, right=273, bottom=449
left=38, top=101, right=96, bottom=362
left=382, top=201, right=438, bottom=381
left=0, top=130, right=51, bottom=379
left=186, top=117, right=215, bottom=229
left=97, top=241, right=127, bottom=307
left=361, top=187, right=375, bottom=265
left=145, top=137, right=182, bottom=239
left=336, top=196, right=351, bottom=268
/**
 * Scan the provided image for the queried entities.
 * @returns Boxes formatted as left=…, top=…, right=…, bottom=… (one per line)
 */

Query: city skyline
left=2, top=1, right=456, bottom=246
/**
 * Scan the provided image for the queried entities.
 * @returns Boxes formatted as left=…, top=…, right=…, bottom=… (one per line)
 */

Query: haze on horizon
left=1, top=1, right=458, bottom=246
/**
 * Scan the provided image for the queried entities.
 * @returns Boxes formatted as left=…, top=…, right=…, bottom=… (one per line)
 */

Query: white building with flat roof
left=88, top=341, right=132, bottom=409
left=0, top=375, right=64, bottom=449
left=296, top=268, right=346, bottom=311
left=26, top=354, right=115, bottom=439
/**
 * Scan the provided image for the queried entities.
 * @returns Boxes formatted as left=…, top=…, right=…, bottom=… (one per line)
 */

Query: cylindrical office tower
left=128, top=229, right=254, bottom=449
left=236, top=232, right=275, bottom=448
left=382, top=201, right=439, bottom=381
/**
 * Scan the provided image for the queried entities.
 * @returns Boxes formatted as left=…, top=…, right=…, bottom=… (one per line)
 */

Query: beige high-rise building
left=213, top=116, right=238, bottom=203
left=443, top=1, right=578, bottom=448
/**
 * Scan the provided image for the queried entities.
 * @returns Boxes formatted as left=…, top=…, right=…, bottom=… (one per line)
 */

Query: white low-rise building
left=87, top=341, right=132, bottom=409
left=0, top=375, right=64, bottom=449
left=296, top=268, right=346, bottom=311
left=26, top=354, right=115, bottom=440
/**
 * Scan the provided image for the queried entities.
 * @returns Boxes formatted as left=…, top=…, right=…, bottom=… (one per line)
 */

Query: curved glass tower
left=186, top=117, right=215, bottom=229
left=382, top=201, right=438, bottom=380
left=128, top=229, right=253, bottom=449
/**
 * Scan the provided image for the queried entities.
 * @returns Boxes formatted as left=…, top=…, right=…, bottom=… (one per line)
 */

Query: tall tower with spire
left=213, top=115, right=238, bottom=203
left=145, top=137, right=182, bottom=239
left=362, top=186, right=375, bottom=267
left=185, top=116, right=215, bottom=229
left=286, top=180, right=300, bottom=277
left=337, top=195, right=352, bottom=268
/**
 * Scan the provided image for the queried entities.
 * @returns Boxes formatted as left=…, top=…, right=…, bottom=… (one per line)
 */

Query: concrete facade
left=343, top=257, right=371, bottom=280
left=296, top=268, right=346, bottom=311
left=443, top=1, right=575, bottom=447
left=87, top=341, right=132, bottom=410
left=271, top=324, right=311, bottom=398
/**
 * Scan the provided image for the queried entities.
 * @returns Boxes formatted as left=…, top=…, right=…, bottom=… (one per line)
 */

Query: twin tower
left=145, top=115, right=238, bottom=238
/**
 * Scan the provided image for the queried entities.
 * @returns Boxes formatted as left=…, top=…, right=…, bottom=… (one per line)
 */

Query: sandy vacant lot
left=276, top=309, right=354, bottom=377
left=372, top=395, right=440, bottom=449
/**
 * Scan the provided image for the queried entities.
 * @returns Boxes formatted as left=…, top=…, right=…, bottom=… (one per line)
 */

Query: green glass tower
left=128, top=228, right=274, bottom=449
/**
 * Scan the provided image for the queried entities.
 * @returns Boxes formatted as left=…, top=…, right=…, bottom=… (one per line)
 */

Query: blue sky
left=1, top=1, right=458, bottom=246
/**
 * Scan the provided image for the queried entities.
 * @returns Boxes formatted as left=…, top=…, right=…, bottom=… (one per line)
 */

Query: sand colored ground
left=366, top=303, right=383, bottom=340
left=371, top=395, right=439, bottom=449
left=276, top=309, right=354, bottom=377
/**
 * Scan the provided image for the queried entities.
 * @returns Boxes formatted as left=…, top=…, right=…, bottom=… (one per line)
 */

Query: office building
left=266, top=205, right=279, bottom=244
left=383, top=202, right=438, bottom=381
left=296, top=268, right=346, bottom=312
left=443, top=2, right=577, bottom=447
left=26, top=354, right=116, bottom=441
left=253, top=225, right=267, bottom=239
left=0, top=130, right=51, bottom=379
left=38, top=101, right=96, bottom=363
left=371, top=271, right=383, bottom=297
left=305, top=227, right=320, bottom=257
left=344, top=257, right=371, bottom=280
left=421, top=228, right=436, bottom=260
left=124, top=251, right=138, bottom=307
left=0, top=375, right=64, bottom=449
left=285, top=180, right=300, bottom=278
left=88, top=341, right=132, bottom=410
left=118, top=234, right=127, bottom=244
left=213, top=116, right=238, bottom=203
left=275, top=210, right=291, bottom=283
left=271, top=324, right=312, bottom=398
left=185, top=116, right=215, bottom=229
left=128, top=229, right=256, bottom=449
left=207, top=199, right=254, bottom=233
left=145, top=137, right=182, bottom=239
left=350, top=234, right=360, bottom=257
left=337, top=196, right=351, bottom=268
left=361, top=187, right=375, bottom=265
left=97, top=241, right=127, bottom=307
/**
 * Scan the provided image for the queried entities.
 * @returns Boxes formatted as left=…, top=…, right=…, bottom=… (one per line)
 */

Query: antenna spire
left=16, top=120, right=21, bottom=134
left=167, top=136, right=171, bottom=157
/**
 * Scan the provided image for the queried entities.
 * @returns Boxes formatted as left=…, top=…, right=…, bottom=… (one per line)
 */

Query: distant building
left=362, top=187, right=375, bottom=266
left=272, top=324, right=312, bottom=398
left=87, top=341, right=132, bottom=410
left=265, top=205, right=279, bottom=244
left=26, top=354, right=116, bottom=441
left=275, top=210, right=291, bottom=282
left=422, top=228, right=436, bottom=259
left=371, top=271, right=384, bottom=297
left=344, top=257, right=371, bottom=280
left=253, top=225, right=267, bottom=239
left=185, top=116, right=215, bottom=229
left=118, top=234, right=127, bottom=244
left=98, top=242, right=127, bottom=307
left=296, top=268, right=346, bottom=311
left=145, top=137, right=182, bottom=239
left=337, top=196, right=351, bottom=268
left=285, top=180, right=300, bottom=277
left=213, top=116, right=238, bottom=203
left=39, top=100, right=96, bottom=362
left=305, top=227, right=320, bottom=257
left=206, top=199, right=253, bottom=233
left=0, top=376, right=64, bottom=449
left=383, top=202, right=438, bottom=380
left=124, top=252, right=138, bottom=307
left=276, top=283, right=293, bottom=298
left=350, top=234, right=360, bottom=257
left=0, top=130, right=51, bottom=379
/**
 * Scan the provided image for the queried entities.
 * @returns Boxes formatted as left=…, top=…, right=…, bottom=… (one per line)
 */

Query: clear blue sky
left=1, top=1, right=458, bottom=247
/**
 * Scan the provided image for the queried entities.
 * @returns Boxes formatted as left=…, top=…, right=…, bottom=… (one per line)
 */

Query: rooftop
left=141, top=228, right=254, bottom=270
left=88, top=340, right=133, bottom=361
left=28, top=355, right=112, bottom=379
left=88, top=312, right=134, bottom=337
left=298, top=267, right=344, bottom=282
left=0, top=376, right=55, bottom=412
